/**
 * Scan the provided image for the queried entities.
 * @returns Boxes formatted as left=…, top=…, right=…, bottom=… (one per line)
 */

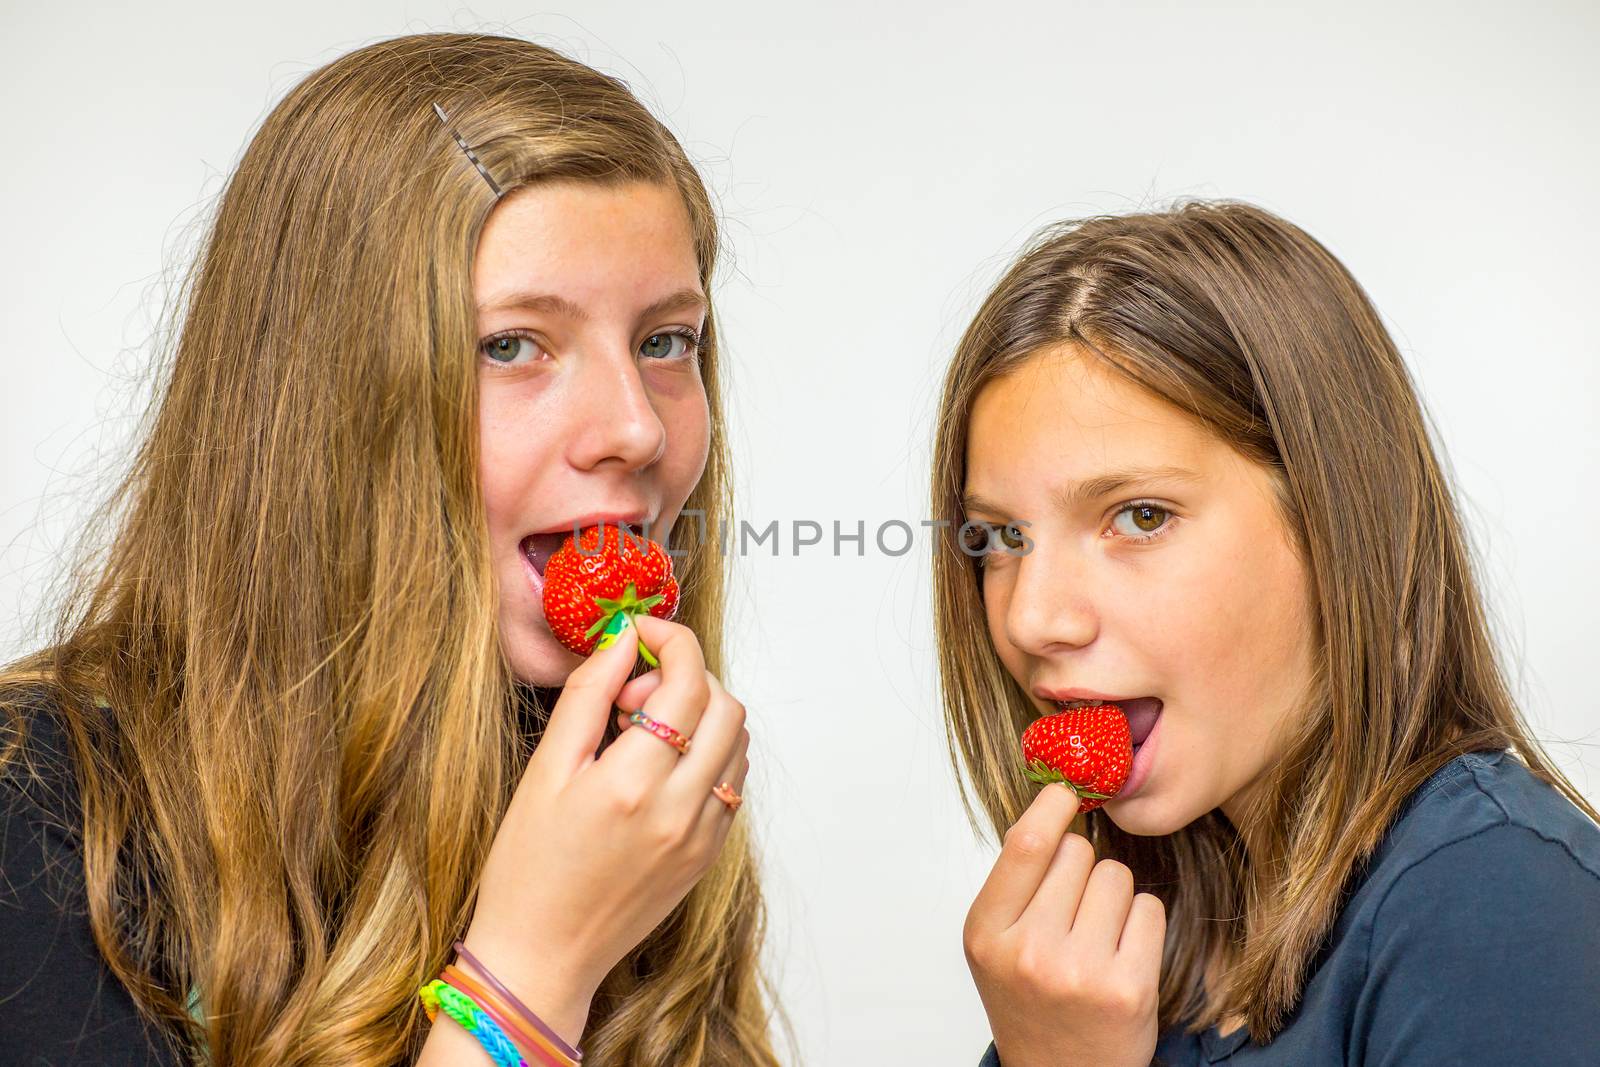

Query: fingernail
left=594, top=612, right=633, bottom=653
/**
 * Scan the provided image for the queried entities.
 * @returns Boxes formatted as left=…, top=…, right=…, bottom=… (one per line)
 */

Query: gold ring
left=712, top=781, right=743, bottom=811
left=628, top=710, right=691, bottom=754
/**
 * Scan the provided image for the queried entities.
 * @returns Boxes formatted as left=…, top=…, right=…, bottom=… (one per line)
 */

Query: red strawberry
left=541, top=524, right=679, bottom=664
left=1020, top=704, right=1133, bottom=814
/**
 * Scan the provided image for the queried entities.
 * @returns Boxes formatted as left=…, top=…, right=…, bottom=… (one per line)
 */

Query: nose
left=564, top=345, right=668, bottom=471
left=1002, top=537, right=1099, bottom=656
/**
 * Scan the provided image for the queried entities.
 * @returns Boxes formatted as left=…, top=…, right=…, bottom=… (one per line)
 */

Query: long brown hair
left=0, top=32, right=785, bottom=1066
left=929, top=200, right=1600, bottom=1044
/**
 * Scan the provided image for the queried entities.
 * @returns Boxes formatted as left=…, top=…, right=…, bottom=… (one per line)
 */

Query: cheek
left=658, top=384, right=711, bottom=484
left=1151, top=516, right=1313, bottom=751
left=476, top=387, right=558, bottom=535
left=477, top=403, right=516, bottom=534
left=982, top=573, right=1028, bottom=679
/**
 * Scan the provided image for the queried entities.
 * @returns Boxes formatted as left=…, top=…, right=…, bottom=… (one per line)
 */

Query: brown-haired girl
left=929, top=201, right=1600, bottom=1066
left=1, top=32, right=781, bottom=1067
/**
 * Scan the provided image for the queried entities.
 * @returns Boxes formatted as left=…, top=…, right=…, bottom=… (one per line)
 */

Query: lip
left=528, top=510, right=657, bottom=537
left=1033, top=686, right=1148, bottom=704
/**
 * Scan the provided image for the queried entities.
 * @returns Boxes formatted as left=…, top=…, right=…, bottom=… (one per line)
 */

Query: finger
left=533, top=616, right=639, bottom=775
left=693, top=716, right=749, bottom=838
left=1020, top=830, right=1098, bottom=938
left=969, top=782, right=1081, bottom=932
left=602, top=616, right=709, bottom=775
left=611, top=668, right=663, bottom=734
left=669, top=672, right=747, bottom=798
left=630, top=614, right=709, bottom=738
left=1065, top=857, right=1137, bottom=958
left=615, top=669, right=664, bottom=714
left=1116, top=892, right=1168, bottom=980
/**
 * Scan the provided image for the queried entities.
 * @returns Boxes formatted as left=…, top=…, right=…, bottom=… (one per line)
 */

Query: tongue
left=1115, top=697, right=1162, bottom=745
left=522, top=533, right=566, bottom=576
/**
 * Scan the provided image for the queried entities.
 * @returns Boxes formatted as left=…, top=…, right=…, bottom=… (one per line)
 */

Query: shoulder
left=1, top=682, right=85, bottom=836
left=1, top=683, right=91, bottom=918
left=1347, top=751, right=1600, bottom=1061
left=1362, top=748, right=1600, bottom=933
left=1372, top=748, right=1600, bottom=892
left=0, top=685, right=186, bottom=1065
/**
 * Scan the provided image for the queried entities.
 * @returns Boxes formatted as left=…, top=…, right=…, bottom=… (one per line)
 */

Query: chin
left=1100, top=795, right=1191, bottom=837
left=499, top=623, right=584, bottom=686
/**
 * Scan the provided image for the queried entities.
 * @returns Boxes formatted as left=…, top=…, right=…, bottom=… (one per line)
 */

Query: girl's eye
left=1109, top=500, right=1177, bottom=542
left=480, top=331, right=549, bottom=366
left=640, top=329, right=701, bottom=361
left=965, top=521, right=1029, bottom=568
left=478, top=328, right=702, bottom=367
left=960, top=521, right=991, bottom=556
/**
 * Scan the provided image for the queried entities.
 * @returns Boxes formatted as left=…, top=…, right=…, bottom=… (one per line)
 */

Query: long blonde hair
left=929, top=200, right=1599, bottom=1044
left=0, top=32, right=784, bottom=1066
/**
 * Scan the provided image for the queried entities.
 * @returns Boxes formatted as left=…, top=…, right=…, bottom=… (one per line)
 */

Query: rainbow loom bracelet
left=453, top=939, right=585, bottom=1062
left=418, top=978, right=526, bottom=1067
left=442, top=964, right=568, bottom=1067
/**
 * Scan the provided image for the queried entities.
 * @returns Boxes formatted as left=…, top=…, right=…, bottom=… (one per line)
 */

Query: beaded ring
left=628, top=710, right=691, bottom=754
left=712, top=781, right=744, bottom=811
left=418, top=978, right=526, bottom=1067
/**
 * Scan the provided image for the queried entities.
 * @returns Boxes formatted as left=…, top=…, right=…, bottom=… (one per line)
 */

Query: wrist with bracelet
left=416, top=939, right=586, bottom=1066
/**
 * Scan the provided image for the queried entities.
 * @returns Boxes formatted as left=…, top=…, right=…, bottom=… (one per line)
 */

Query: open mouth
left=520, top=521, right=648, bottom=577
left=520, top=533, right=566, bottom=577
left=1054, top=696, right=1162, bottom=751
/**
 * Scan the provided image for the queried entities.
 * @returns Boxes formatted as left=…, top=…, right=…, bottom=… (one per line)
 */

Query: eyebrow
left=476, top=286, right=707, bottom=324
left=962, top=464, right=1204, bottom=516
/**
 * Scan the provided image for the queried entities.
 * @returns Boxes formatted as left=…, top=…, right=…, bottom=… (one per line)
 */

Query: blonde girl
left=1, top=32, right=780, bottom=1067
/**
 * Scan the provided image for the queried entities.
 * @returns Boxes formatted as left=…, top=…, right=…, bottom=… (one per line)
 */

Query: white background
left=3, top=3, right=1597, bottom=1063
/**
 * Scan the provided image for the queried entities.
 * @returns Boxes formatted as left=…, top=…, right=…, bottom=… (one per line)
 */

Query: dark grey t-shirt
left=978, top=749, right=1600, bottom=1066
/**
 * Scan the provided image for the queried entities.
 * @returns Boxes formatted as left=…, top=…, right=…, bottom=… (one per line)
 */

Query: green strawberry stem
left=1023, top=759, right=1113, bottom=800
left=584, top=582, right=665, bottom=667
left=635, top=638, right=659, bottom=669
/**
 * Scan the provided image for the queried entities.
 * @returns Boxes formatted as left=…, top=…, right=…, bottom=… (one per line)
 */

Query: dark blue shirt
left=978, top=749, right=1600, bottom=1066
left=2, top=692, right=185, bottom=1064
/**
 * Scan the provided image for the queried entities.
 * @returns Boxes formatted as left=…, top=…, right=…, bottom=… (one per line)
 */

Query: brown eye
left=959, top=521, right=991, bottom=555
left=1111, top=502, right=1174, bottom=540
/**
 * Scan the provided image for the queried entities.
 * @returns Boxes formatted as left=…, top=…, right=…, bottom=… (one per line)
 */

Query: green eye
left=479, top=331, right=549, bottom=366
left=640, top=330, right=701, bottom=360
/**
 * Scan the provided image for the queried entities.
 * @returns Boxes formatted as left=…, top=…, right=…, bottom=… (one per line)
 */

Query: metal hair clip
left=432, top=102, right=503, bottom=198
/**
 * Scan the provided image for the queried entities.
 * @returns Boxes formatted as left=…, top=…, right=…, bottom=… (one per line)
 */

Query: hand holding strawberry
left=541, top=523, right=680, bottom=666
left=963, top=783, right=1166, bottom=1067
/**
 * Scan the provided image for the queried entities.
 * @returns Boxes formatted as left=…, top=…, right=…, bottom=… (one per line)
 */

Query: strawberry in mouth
left=1022, top=697, right=1162, bottom=813
left=535, top=523, right=679, bottom=666
left=1055, top=697, right=1162, bottom=753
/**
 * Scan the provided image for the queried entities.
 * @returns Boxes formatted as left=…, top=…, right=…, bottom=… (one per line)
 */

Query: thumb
left=538, top=613, right=639, bottom=773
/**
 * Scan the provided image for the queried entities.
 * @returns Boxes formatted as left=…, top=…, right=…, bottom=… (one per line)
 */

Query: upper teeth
left=1058, top=699, right=1112, bottom=709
